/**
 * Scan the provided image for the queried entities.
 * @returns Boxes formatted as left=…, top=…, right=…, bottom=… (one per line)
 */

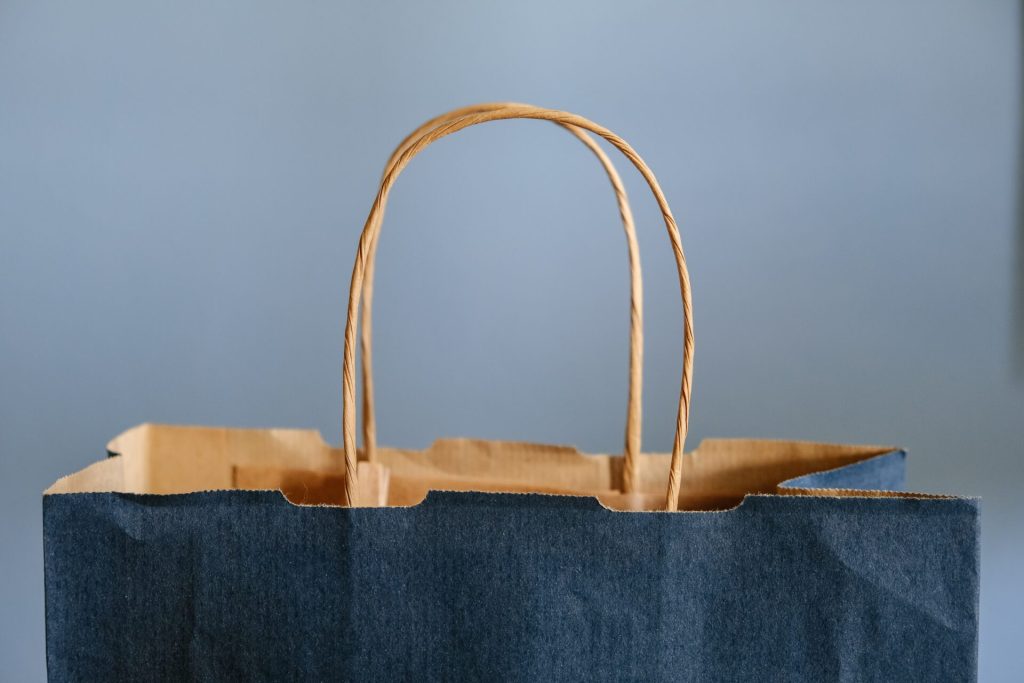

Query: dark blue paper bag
left=44, top=104, right=979, bottom=681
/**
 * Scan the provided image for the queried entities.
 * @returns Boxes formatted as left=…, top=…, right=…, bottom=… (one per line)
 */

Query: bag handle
left=342, top=104, right=694, bottom=511
left=359, top=102, right=646, bottom=492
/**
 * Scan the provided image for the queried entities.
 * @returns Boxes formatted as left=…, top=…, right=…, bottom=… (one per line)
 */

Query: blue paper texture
left=43, top=450, right=979, bottom=681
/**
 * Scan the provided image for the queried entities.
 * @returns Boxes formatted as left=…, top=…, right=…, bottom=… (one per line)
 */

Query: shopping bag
left=44, top=103, right=979, bottom=681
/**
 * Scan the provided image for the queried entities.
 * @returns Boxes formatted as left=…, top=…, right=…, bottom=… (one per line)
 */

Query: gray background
left=1, top=0, right=1021, bottom=679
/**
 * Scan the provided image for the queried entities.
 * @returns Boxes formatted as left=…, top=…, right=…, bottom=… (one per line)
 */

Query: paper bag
left=44, top=103, right=979, bottom=681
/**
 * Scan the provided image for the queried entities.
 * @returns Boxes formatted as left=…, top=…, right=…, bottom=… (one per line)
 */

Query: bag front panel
left=44, top=491, right=979, bottom=682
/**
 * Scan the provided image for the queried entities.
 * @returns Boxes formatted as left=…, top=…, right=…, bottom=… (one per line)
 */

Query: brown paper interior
left=43, top=423, right=916, bottom=511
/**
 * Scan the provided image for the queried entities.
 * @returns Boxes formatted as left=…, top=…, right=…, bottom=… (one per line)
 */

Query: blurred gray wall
left=1, top=1, right=1020, bottom=679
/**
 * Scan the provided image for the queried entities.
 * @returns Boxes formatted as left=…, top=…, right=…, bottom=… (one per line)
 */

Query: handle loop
left=359, top=102, right=645, bottom=492
left=343, top=104, right=694, bottom=511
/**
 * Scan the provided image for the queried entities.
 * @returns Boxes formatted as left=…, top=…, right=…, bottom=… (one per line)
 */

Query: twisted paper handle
left=359, top=102, right=646, bottom=492
left=343, top=104, right=694, bottom=510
